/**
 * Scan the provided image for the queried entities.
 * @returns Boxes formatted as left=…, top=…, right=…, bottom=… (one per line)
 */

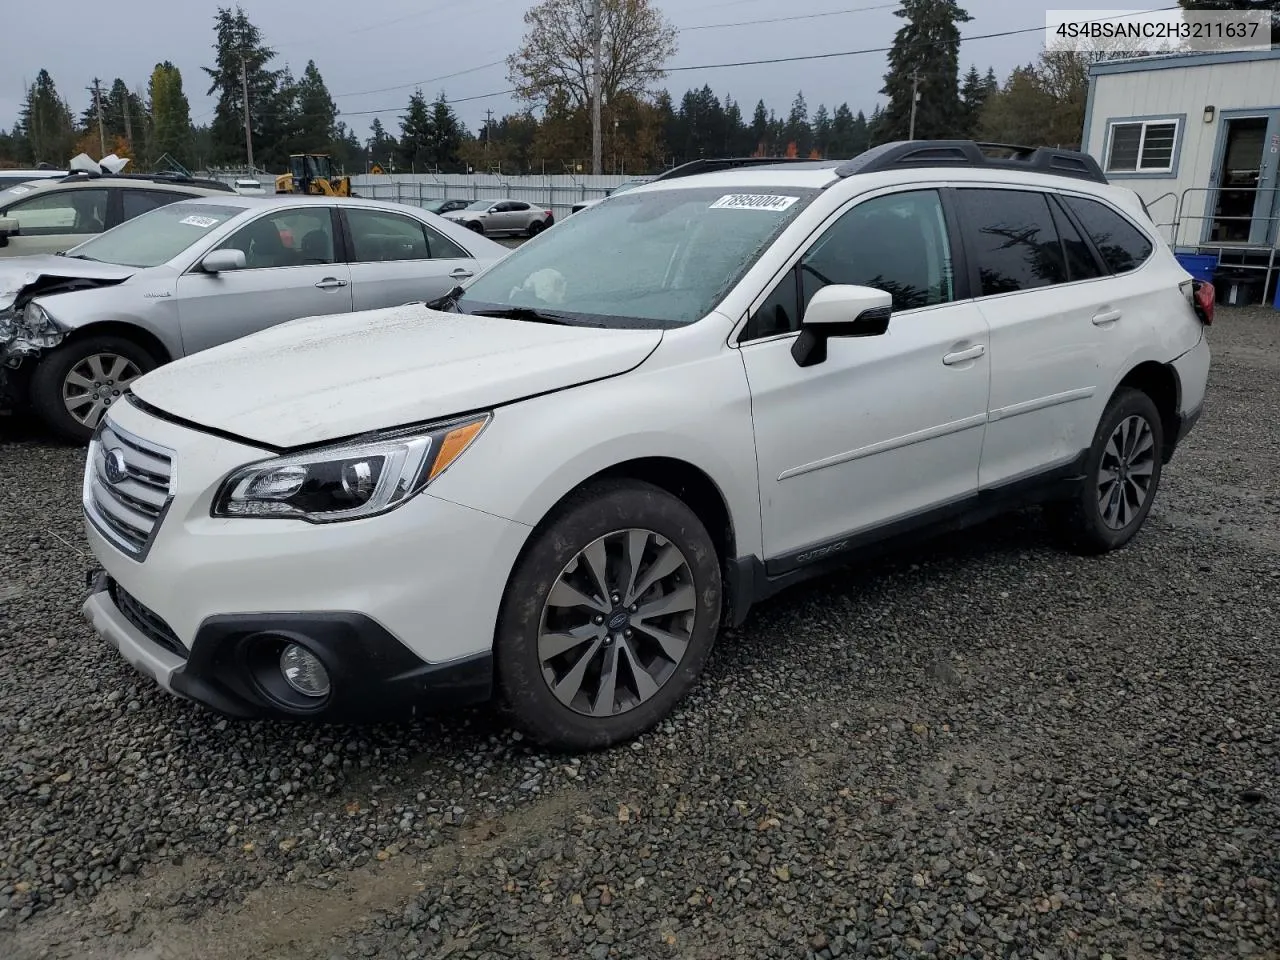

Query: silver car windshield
left=457, top=185, right=818, bottom=328
left=464, top=199, right=493, bottom=211
left=67, top=202, right=247, bottom=268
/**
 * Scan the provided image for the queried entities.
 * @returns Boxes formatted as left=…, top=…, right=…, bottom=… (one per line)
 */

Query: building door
left=1205, top=112, right=1280, bottom=245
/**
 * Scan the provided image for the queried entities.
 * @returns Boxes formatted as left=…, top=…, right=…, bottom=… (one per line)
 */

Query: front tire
left=495, top=480, right=722, bottom=751
left=467, top=221, right=486, bottom=235
left=1047, top=387, right=1164, bottom=555
left=30, top=335, right=157, bottom=443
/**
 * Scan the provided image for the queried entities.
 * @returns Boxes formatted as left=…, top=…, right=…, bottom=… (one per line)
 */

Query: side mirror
left=0, top=217, right=18, bottom=248
left=791, top=284, right=893, bottom=368
left=201, top=249, right=247, bottom=274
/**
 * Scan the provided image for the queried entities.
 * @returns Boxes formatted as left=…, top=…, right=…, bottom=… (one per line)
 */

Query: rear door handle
left=1092, top=309, right=1122, bottom=325
left=942, top=344, right=986, bottom=366
left=450, top=267, right=474, bottom=279
left=315, top=278, right=349, bottom=290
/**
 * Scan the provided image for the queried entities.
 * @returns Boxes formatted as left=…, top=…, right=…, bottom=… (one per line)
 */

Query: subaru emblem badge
left=104, top=447, right=128, bottom=485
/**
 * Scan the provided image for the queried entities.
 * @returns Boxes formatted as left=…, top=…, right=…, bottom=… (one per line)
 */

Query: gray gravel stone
left=0, top=308, right=1277, bottom=960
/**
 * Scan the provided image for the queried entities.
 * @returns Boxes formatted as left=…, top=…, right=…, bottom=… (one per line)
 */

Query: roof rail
left=650, top=156, right=823, bottom=182
left=834, top=140, right=1107, bottom=184
left=55, top=170, right=235, bottom=192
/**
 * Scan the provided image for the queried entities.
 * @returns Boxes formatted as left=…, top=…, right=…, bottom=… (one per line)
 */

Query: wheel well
left=1117, top=361, right=1179, bottom=453
left=66, top=322, right=172, bottom=364
left=586, top=457, right=737, bottom=567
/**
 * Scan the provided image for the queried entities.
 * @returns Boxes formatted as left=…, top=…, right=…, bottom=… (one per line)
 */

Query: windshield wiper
left=470, top=306, right=577, bottom=326
left=56, top=253, right=97, bottom=261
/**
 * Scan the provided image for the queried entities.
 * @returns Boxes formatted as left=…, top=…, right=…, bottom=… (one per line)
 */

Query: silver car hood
left=0, top=256, right=137, bottom=311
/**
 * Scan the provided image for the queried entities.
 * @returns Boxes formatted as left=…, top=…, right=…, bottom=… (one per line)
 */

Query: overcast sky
left=4, top=0, right=1130, bottom=143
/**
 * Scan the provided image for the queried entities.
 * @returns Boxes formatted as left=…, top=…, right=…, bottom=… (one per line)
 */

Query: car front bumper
left=80, top=399, right=531, bottom=720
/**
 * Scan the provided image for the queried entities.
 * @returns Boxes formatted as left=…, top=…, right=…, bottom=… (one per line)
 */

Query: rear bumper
left=83, top=571, right=493, bottom=721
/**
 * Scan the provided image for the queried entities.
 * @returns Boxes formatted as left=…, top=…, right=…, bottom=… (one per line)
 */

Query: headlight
left=24, top=301, right=52, bottom=332
left=212, top=414, right=490, bottom=522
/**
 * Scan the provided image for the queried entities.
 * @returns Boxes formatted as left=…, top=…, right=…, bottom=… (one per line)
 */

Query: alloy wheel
left=537, top=528, right=696, bottom=718
left=62, top=353, right=141, bottom=429
left=1097, top=414, right=1156, bottom=530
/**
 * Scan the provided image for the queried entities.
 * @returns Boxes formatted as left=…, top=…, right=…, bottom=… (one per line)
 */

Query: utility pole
left=121, top=91, right=133, bottom=147
left=484, top=107, right=494, bottom=156
left=590, top=0, right=603, bottom=176
left=240, top=55, right=255, bottom=172
left=91, top=78, right=106, bottom=158
left=908, top=67, right=921, bottom=141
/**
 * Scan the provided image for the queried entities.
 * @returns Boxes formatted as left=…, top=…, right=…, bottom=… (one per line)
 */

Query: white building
left=1083, top=48, right=1280, bottom=301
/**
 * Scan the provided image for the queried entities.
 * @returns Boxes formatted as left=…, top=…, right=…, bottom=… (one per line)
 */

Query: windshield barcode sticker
left=180, top=215, right=219, bottom=228
left=710, top=194, right=799, bottom=212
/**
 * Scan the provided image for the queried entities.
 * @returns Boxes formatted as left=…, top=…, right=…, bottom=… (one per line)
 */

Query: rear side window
left=1061, top=196, right=1153, bottom=274
left=121, top=189, right=189, bottom=222
left=956, top=189, right=1068, bottom=296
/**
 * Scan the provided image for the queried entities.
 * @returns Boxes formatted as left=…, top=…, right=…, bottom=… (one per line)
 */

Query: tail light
left=1181, top=279, right=1215, bottom=326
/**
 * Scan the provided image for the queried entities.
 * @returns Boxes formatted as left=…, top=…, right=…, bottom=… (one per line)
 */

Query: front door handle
left=315, top=278, right=349, bottom=290
left=450, top=268, right=474, bottom=279
left=1092, top=309, right=1122, bottom=326
left=942, top=344, right=986, bottom=366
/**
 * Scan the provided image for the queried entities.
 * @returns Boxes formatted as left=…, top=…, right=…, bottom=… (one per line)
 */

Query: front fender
left=37, top=282, right=183, bottom=359
left=427, top=345, right=764, bottom=560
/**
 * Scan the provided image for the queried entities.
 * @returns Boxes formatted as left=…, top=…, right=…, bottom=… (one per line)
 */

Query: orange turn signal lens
left=429, top=418, right=489, bottom=482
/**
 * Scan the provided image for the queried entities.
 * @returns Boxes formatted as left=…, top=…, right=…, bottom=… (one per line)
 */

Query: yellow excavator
left=275, top=154, right=353, bottom=196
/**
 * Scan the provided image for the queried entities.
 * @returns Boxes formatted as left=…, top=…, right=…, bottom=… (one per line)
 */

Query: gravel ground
left=0, top=307, right=1277, bottom=960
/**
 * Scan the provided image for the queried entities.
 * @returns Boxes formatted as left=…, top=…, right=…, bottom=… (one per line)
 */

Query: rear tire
left=527, top=219, right=546, bottom=238
left=1046, top=387, right=1164, bottom=555
left=30, top=334, right=158, bottom=444
left=495, top=480, right=722, bottom=751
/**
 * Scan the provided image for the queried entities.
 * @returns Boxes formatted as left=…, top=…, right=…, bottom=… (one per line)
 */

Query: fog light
left=280, top=644, right=330, bottom=698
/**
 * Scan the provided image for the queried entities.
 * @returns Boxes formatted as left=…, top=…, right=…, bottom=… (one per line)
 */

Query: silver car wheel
left=537, top=528, right=696, bottom=718
left=1097, top=414, right=1156, bottom=530
left=62, top=353, right=141, bottom=429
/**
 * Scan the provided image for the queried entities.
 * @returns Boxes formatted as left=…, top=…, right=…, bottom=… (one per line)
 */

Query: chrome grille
left=83, top=417, right=176, bottom=560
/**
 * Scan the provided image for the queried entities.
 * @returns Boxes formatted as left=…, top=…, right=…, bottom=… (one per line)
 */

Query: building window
left=1106, top=119, right=1179, bottom=174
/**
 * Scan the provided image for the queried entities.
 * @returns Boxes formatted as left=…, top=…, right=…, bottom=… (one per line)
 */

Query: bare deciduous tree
left=507, top=0, right=678, bottom=112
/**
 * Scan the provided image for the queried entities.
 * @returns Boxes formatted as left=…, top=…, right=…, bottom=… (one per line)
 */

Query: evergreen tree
left=369, top=117, right=398, bottom=170
left=294, top=60, right=337, bottom=153
left=750, top=100, right=769, bottom=154
left=652, top=90, right=678, bottom=162
left=203, top=6, right=282, bottom=168
left=428, top=93, right=466, bottom=171
left=959, top=64, right=994, bottom=139
left=20, top=69, right=76, bottom=165
left=879, top=0, right=972, bottom=141
left=149, top=61, right=193, bottom=167
left=851, top=109, right=871, bottom=154
left=812, top=104, right=832, bottom=157
left=397, top=90, right=434, bottom=170
left=784, top=92, right=811, bottom=156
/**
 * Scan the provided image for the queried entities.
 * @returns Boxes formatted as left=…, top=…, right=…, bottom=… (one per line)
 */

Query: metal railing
left=1167, top=185, right=1280, bottom=305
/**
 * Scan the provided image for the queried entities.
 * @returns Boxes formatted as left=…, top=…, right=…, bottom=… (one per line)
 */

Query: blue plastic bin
left=1174, top=253, right=1219, bottom=283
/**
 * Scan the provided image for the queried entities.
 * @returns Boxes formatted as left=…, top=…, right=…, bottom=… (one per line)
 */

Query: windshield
left=67, top=201, right=246, bottom=268
left=465, top=199, right=494, bottom=211
left=611, top=180, right=647, bottom=195
left=457, top=185, right=817, bottom=328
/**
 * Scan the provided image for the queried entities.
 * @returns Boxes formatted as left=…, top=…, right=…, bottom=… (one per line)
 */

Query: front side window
left=1061, top=195, right=1154, bottom=274
left=3, top=188, right=109, bottom=236
left=454, top=185, right=817, bottom=328
left=1106, top=120, right=1178, bottom=173
left=218, top=208, right=336, bottom=268
left=745, top=189, right=955, bottom=340
left=66, top=201, right=246, bottom=267
left=957, top=189, right=1069, bottom=296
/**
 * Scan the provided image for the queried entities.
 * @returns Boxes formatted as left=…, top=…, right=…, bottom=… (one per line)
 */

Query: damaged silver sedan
left=0, top=195, right=507, bottom=441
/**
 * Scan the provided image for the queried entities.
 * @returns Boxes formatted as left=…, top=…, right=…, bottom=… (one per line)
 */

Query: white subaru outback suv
left=80, top=141, right=1212, bottom=750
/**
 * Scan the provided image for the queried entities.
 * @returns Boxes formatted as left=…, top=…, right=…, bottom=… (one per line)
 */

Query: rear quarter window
left=1061, top=195, right=1154, bottom=274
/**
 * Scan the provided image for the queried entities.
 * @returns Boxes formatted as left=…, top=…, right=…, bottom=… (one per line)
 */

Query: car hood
left=0, top=255, right=137, bottom=310
left=130, top=305, right=664, bottom=448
